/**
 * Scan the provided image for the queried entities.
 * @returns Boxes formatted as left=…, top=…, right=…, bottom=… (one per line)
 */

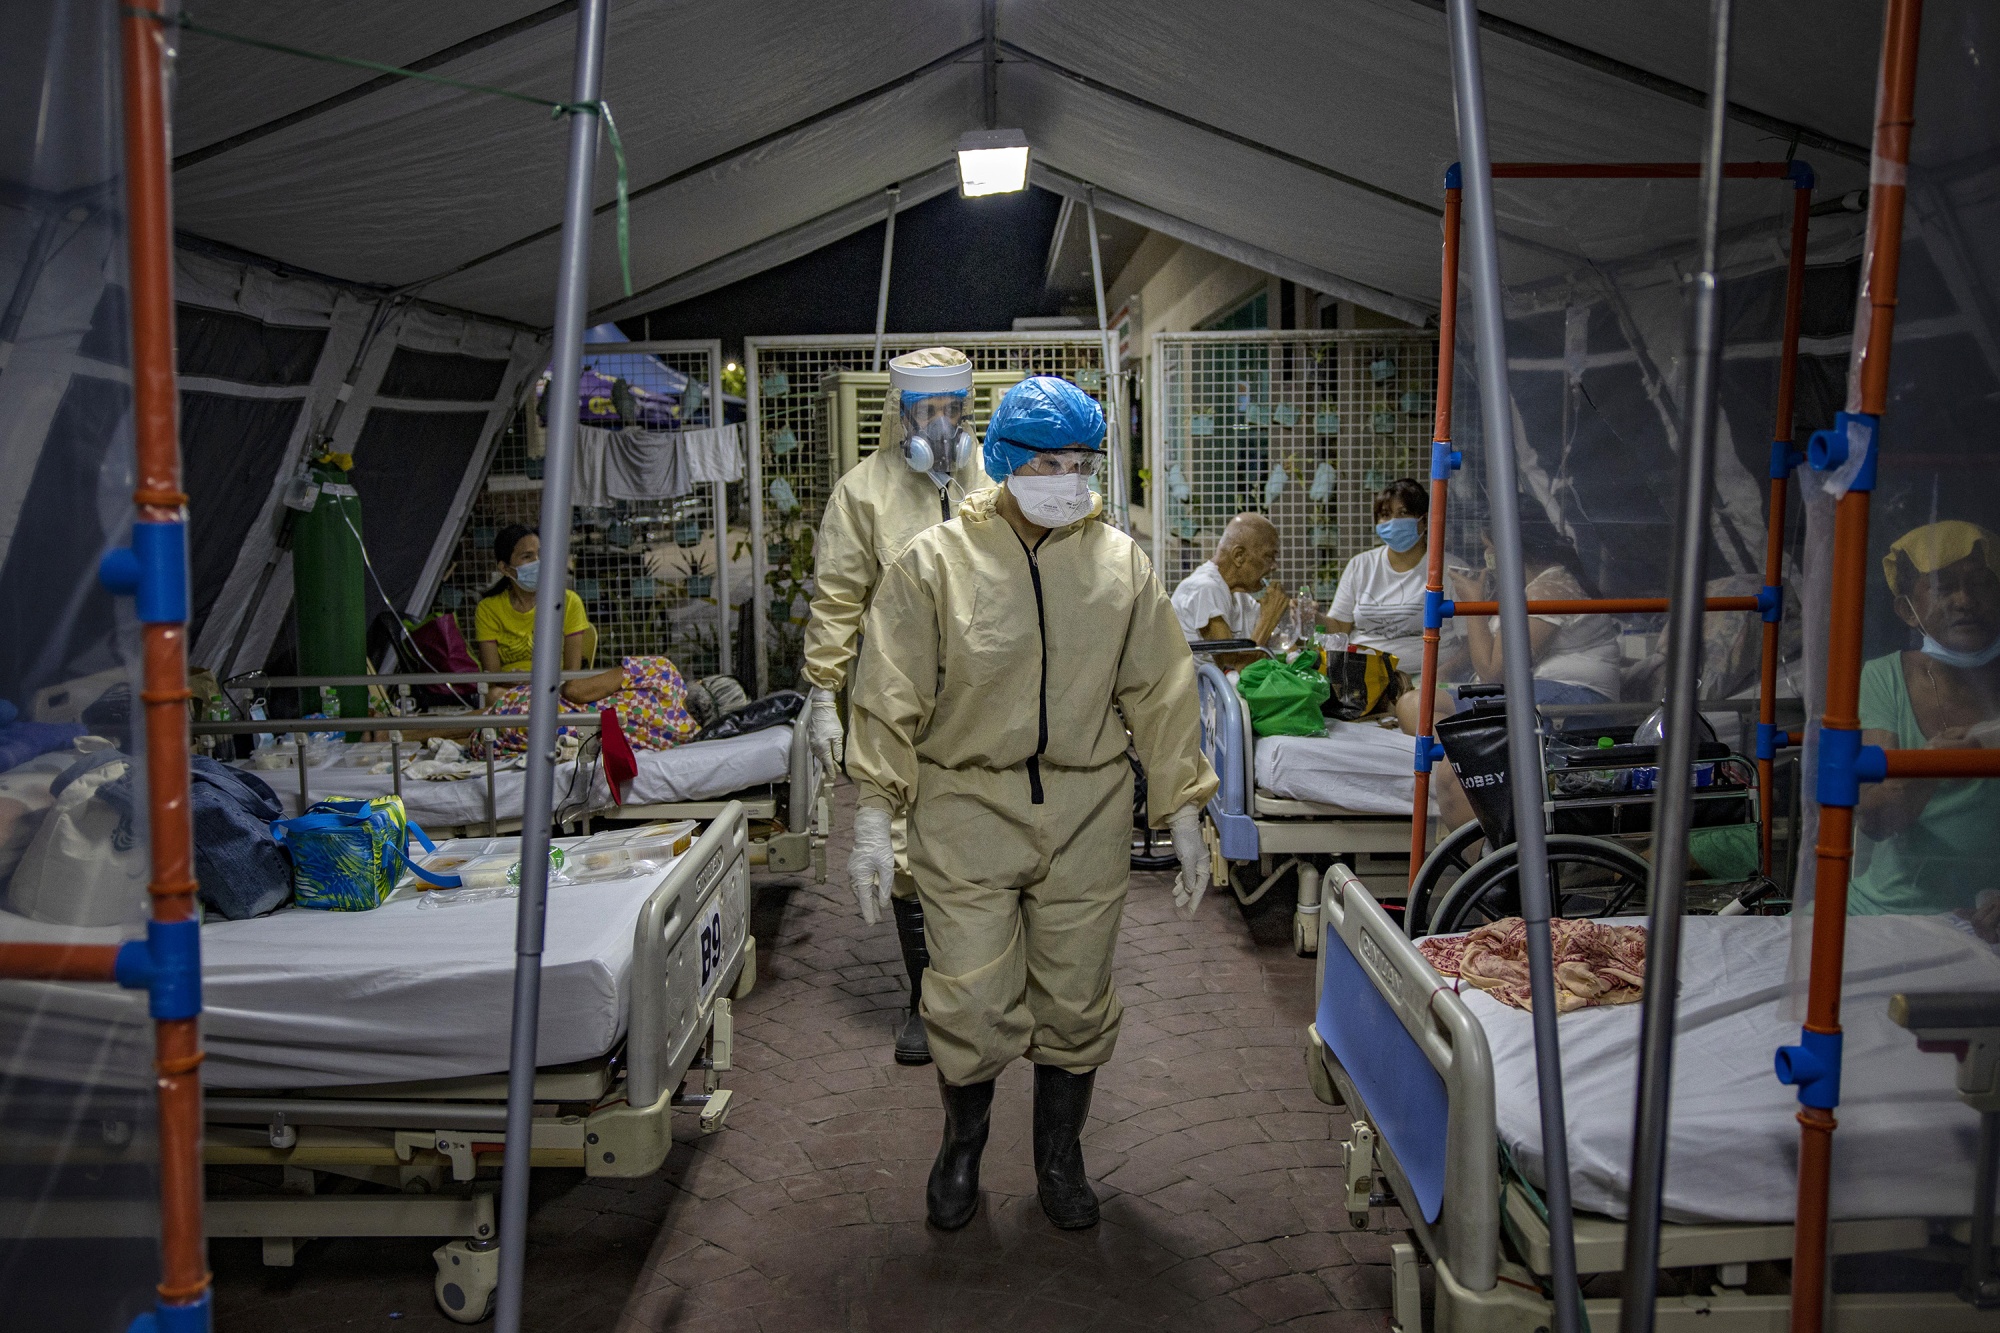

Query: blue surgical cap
left=982, top=376, right=1107, bottom=482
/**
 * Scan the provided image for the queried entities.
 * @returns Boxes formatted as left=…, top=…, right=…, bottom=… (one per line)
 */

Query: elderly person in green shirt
left=1852, top=519, right=2000, bottom=931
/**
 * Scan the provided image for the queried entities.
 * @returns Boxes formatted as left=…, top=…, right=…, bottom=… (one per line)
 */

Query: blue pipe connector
left=98, top=519, right=190, bottom=624
left=1775, top=1028, right=1842, bottom=1110
left=128, top=1290, right=211, bottom=1333
left=1430, top=440, right=1462, bottom=480
left=1816, top=725, right=1887, bottom=808
left=1769, top=438, right=1805, bottom=480
left=1755, top=723, right=1793, bottom=762
left=115, top=918, right=202, bottom=1022
left=1806, top=411, right=1879, bottom=493
left=1423, top=590, right=1456, bottom=631
left=1757, top=584, right=1784, bottom=624
left=1414, top=737, right=1446, bottom=775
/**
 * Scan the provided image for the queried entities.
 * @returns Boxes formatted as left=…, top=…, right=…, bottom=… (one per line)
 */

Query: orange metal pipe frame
left=1790, top=7, right=1922, bottom=1327
left=1409, top=185, right=1461, bottom=886
left=123, top=4, right=210, bottom=1318
left=1760, top=185, right=1812, bottom=877
left=0, top=943, right=121, bottom=982
left=1446, top=596, right=1760, bottom=617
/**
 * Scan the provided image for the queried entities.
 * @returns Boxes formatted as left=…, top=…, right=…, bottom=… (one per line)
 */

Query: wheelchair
left=1405, top=686, right=1779, bottom=938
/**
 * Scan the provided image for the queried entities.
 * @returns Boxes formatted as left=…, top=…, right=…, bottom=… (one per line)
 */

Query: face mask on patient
left=512, top=559, right=540, bottom=592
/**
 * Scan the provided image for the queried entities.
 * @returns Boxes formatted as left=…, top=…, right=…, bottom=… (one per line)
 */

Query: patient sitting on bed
left=473, top=523, right=698, bottom=753
left=1852, top=520, right=2000, bottom=927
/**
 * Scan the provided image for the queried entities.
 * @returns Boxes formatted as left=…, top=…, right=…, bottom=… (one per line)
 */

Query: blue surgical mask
left=1905, top=595, right=2000, bottom=669
left=1921, top=631, right=2000, bottom=670
left=513, top=559, right=540, bottom=591
left=1376, top=517, right=1422, bottom=553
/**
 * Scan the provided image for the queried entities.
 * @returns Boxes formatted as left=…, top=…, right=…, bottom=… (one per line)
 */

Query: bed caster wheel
left=1349, top=1210, right=1371, bottom=1231
left=434, top=1237, right=499, bottom=1323
left=1292, top=912, right=1320, bottom=957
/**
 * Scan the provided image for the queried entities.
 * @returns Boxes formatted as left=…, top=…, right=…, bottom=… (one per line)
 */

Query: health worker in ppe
left=801, top=347, right=991, bottom=1066
left=846, top=376, right=1216, bottom=1234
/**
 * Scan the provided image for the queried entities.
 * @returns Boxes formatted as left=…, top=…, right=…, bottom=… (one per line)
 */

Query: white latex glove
left=807, top=686, right=844, bottom=776
left=1168, top=804, right=1210, bottom=919
left=848, top=805, right=896, bottom=925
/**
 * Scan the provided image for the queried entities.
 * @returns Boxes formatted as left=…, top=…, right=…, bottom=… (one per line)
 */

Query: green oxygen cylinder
left=292, top=463, right=369, bottom=720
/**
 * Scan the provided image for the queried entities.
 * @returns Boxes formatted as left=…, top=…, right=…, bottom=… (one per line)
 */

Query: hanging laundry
left=770, top=477, right=799, bottom=514
left=1167, top=463, right=1192, bottom=502
left=683, top=423, right=744, bottom=483
left=606, top=428, right=692, bottom=502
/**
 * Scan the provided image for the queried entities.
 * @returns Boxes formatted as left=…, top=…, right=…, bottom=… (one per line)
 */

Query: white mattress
left=245, top=724, right=794, bottom=827
left=0, top=845, right=685, bottom=1090
left=1475, top=914, right=2000, bottom=1224
left=1254, top=721, right=1424, bottom=816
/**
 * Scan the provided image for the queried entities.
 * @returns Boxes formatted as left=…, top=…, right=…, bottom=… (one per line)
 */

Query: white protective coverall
left=847, top=487, right=1217, bottom=1086
left=802, top=435, right=989, bottom=899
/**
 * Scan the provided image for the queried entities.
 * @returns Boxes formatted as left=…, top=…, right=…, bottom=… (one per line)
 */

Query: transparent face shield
left=898, top=390, right=971, bottom=468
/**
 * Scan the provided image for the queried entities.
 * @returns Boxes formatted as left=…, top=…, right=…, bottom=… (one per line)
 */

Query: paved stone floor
left=213, top=782, right=1399, bottom=1331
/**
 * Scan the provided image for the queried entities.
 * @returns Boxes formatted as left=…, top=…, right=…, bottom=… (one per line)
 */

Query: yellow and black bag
left=1322, top=646, right=1403, bottom=721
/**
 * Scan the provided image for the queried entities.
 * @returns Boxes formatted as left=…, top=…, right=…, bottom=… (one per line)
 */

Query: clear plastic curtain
left=1789, top=1, right=2000, bottom=990
left=0, top=2, right=163, bottom=1327
left=1440, top=175, right=1852, bottom=714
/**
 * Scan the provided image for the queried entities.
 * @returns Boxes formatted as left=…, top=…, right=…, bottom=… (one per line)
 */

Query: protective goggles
left=1014, top=448, right=1104, bottom=477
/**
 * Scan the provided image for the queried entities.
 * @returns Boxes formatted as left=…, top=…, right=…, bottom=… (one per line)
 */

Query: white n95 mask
left=1009, top=473, right=1095, bottom=527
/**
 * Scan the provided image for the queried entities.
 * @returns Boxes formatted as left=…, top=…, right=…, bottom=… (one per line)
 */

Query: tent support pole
left=494, top=2, right=608, bottom=1329
left=1788, top=3, right=1922, bottom=1329
left=120, top=5, right=210, bottom=1325
left=1084, top=189, right=1127, bottom=528
left=1410, top=182, right=1461, bottom=889
left=1444, top=4, right=1579, bottom=1331
left=1618, top=3, right=1737, bottom=1329
left=871, top=185, right=900, bottom=372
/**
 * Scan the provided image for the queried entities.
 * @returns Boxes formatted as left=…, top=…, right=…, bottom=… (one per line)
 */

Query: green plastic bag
left=1236, top=657, right=1331, bottom=737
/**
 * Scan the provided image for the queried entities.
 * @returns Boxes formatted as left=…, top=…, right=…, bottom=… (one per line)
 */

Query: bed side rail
left=1196, top=661, right=1259, bottom=860
left=1317, top=863, right=1498, bottom=1291
left=626, top=802, right=749, bottom=1107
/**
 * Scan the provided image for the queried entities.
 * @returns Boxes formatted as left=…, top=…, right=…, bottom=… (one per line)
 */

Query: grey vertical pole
left=1618, top=2, right=1735, bottom=1327
left=711, top=348, right=731, bottom=677
left=1443, top=5, right=1580, bottom=1332
left=1084, top=189, right=1128, bottom=530
left=871, top=185, right=900, bottom=372
left=494, top=2, right=607, bottom=1328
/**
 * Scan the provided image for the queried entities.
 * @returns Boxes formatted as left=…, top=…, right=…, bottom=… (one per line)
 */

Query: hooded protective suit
left=848, top=486, right=1217, bottom=1085
left=803, top=397, right=990, bottom=899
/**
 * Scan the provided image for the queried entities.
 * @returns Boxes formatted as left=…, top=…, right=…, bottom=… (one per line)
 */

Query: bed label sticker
left=699, top=905, right=725, bottom=994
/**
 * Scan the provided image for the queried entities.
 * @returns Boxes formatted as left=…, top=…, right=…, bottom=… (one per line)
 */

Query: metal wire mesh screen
left=427, top=342, right=736, bottom=681
left=748, top=334, right=1109, bottom=693
left=1152, top=331, right=1438, bottom=601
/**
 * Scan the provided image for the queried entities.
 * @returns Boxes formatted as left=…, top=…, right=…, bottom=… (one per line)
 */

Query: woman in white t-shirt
left=1450, top=525, right=1621, bottom=706
left=1325, top=478, right=1430, bottom=668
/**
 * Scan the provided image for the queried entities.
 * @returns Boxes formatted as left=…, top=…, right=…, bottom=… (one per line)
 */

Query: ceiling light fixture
left=956, top=128, right=1030, bottom=196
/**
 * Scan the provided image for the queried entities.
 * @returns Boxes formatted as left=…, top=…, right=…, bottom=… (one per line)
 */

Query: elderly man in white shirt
left=1171, top=513, right=1290, bottom=667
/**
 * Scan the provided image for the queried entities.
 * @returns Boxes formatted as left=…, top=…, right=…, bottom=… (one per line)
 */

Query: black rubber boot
left=927, top=1075, right=994, bottom=1231
left=891, top=895, right=933, bottom=1066
left=1033, top=1064, right=1100, bottom=1229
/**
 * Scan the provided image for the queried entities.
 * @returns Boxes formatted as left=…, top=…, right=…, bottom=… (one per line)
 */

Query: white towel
left=682, top=423, right=743, bottom=484
left=573, top=425, right=612, bottom=506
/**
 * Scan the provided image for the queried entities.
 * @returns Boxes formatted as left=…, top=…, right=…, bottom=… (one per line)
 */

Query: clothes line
left=571, top=422, right=743, bottom=506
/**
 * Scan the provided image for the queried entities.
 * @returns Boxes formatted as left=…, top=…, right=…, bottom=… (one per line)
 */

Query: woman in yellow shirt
left=472, top=525, right=622, bottom=704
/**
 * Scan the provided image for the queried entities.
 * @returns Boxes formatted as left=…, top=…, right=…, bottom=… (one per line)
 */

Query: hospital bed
left=0, top=804, right=755, bottom=1323
left=1195, top=658, right=1425, bottom=955
left=1304, top=862, right=2000, bottom=1332
left=208, top=700, right=827, bottom=878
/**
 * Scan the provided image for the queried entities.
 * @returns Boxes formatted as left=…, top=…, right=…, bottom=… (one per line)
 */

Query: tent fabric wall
left=175, top=248, right=547, bottom=676
left=163, top=1, right=1881, bottom=336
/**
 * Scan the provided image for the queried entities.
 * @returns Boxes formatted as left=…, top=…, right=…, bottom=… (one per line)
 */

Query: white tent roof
left=170, top=0, right=1881, bottom=330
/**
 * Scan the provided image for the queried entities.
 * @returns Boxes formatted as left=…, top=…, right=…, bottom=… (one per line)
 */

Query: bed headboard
left=1315, top=863, right=1499, bottom=1292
